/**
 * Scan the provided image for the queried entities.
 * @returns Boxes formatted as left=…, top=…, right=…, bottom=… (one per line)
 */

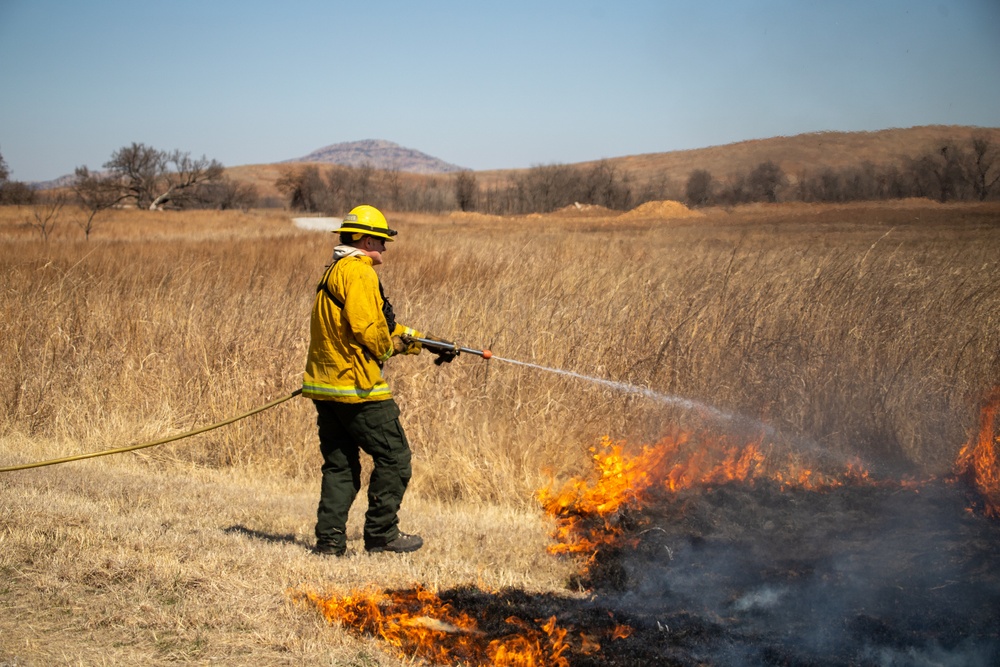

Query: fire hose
left=0, top=337, right=492, bottom=473
left=0, top=390, right=303, bottom=473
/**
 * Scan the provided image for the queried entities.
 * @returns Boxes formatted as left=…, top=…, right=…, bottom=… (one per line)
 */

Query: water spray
left=417, top=337, right=772, bottom=435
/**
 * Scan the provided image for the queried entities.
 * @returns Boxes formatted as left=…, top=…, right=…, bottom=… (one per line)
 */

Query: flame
left=954, top=388, right=1000, bottom=518
left=295, top=585, right=571, bottom=667
left=537, top=436, right=671, bottom=559
left=539, top=431, right=874, bottom=560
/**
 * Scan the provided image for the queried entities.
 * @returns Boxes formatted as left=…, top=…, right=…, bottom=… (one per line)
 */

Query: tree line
left=4, top=133, right=998, bottom=225
left=276, top=159, right=671, bottom=216
left=0, top=148, right=35, bottom=205
left=440, top=134, right=998, bottom=216
left=274, top=163, right=453, bottom=215
left=684, top=135, right=999, bottom=207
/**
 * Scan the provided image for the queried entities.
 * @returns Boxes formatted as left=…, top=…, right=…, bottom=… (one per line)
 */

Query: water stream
left=490, top=356, right=741, bottom=426
left=489, top=355, right=840, bottom=460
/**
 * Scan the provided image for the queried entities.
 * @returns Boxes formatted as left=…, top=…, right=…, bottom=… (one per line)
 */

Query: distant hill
left=287, top=139, right=465, bottom=174
left=507, top=125, right=1000, bottom=187
left=27, top=173, right=78, bottom=191
left=223, top=125, right=1000, bottom=203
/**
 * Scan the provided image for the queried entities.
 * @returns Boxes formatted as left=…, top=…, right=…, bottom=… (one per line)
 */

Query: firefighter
left=303, top=204, right=444, bottom=556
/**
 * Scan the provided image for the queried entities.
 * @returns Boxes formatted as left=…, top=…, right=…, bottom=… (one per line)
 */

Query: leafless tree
left=350, top=161, right=375, bottom=204
left=100, top=143, right=224, bottom=210
left=382, top=164, right=402, bottom=210
left=582, top=160, right=632, bottom=210
left=148, top=151, right=224, bottom=210
left=454, top=171, right=477, bottom=211
left=747, top=160, right=787, bottom=203
left=194, top=178, right=259, bottom=211
left=103, top=142, right=165, bottom=208
left=685, top=169, right=714, bottom=207
left=24, top=194, right=66, bottom=242
left=967, top=136, right=1000, bottom=201
left=0, top=147, right=36, bottom=205
left=276, top=165, right=325, bottom=212
left=717, top=172, right=749, bottom=206
left=73, top=166, right=126, bottom=239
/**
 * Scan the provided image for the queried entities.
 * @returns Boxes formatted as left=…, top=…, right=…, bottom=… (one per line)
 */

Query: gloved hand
left=433, top=348, right=459, bottom=365
left=422, top=333, right=460, bottom=365
left=393, top=333, right=423, bottom=355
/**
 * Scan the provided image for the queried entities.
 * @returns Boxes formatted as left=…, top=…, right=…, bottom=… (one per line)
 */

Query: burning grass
left=537, top=432, right=877, bottom=567
left=297, top=427, right=1000, bottom=666
left=295, top=585, right=573, bottom=667
left=954, top=388, right=1000, bottom=518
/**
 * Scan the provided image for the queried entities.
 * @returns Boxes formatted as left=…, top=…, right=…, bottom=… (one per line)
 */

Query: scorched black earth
left=565, top=479, right=1000, bottom=665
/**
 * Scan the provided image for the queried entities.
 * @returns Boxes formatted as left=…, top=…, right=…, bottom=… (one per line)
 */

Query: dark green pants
left=313, top=398, right=412, bottom=551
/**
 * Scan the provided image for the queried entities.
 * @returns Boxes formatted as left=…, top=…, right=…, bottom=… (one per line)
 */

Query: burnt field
left=305, top=469, right=1000, bottom=667
left=306, top=394, right=1000, bottom=666
left=576, top=480, right=1000, bottom=665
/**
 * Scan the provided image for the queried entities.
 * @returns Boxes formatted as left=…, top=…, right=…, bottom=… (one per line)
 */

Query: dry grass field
left=1, top=199, right=999, bottom=664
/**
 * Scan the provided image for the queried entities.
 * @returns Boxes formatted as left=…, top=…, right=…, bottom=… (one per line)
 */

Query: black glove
left=433, top=348, right=459, bottom=365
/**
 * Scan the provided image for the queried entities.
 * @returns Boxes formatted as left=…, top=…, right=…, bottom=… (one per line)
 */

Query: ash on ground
left=567, top=480, right=1000, bottom=666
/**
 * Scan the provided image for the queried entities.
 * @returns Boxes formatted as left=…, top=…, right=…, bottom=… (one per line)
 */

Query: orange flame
left=539, top=431, right=873, bottom=560
left=295, top=586, right=571, bottom=667
left=954, top=388, right=1000, bottom=518
left=537, top=436, right=672, bottom=559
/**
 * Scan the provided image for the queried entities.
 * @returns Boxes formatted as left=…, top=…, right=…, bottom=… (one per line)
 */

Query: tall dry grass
left=2, top=201, right=999, bottom=664
left=2, top=202, right=999, bottom=494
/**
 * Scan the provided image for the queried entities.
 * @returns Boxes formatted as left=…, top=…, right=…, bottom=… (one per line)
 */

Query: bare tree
left=24, top=194, right=66, bottom=242
left=350, top=161, right=375, bottom=204
left=910, top=144, right=969, bottom=202
left=73, top=166, right=126, bottom=239
left=100, top=143, right=224, bottom=210
left=454, top=171, right=477, bottom=211
left=192, top=177, right=259, bottom=211
left=382, top=164, right=402, bottom=210
left=685, top=169, right=714, bottom=207
left=747, top=160, right=787, bottom=203
left=967, top=136, right=1000, bottom=201
left=276, top=165, right=325, bottom=212
left=0, top=147, right=36, bottom=205
left=103, top=142, right=165, bottom=208
left=582, top=160, right=632, bottom=210
left=718, top=172, right=749, bottom=206
left=148, top=151, right=224, bottom=210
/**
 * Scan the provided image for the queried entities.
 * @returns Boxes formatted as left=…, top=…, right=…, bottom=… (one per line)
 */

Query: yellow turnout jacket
left=303, top=247, right=416, bottom=403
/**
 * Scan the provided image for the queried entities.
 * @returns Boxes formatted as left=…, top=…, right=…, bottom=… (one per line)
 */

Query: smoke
left=581, top=479, right=1000, bottom=665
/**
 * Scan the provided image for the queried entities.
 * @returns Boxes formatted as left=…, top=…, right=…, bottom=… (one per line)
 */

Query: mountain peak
left=289, top=139, right=465, bottom=174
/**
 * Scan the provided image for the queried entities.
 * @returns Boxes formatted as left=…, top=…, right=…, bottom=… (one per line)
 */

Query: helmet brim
left=332, top=222, right=398, bottom=241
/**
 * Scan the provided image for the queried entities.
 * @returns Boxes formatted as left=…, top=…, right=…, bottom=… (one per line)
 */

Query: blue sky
left=1, top=0, right=998, bottom=182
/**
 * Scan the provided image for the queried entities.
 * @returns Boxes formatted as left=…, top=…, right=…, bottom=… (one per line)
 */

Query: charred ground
left=314, top=475, right=1000, bottom=666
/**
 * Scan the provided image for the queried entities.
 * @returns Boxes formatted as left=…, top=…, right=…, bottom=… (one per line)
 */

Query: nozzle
left=408, top=336, right=492, bottom=360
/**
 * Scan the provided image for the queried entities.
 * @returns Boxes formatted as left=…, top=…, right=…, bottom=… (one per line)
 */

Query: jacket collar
left=332, top=244, right=370, bottom=264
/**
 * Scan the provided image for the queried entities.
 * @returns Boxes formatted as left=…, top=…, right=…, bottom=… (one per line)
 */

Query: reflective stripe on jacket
left=303, top=250, right=415, bottom=403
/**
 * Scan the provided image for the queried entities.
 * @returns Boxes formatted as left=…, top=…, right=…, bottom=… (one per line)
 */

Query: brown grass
left=2, top=201, right=999, bottom=663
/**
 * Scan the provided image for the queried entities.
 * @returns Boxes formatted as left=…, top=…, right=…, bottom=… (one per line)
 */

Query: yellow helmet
left=334, top=205, right=397, bottom=241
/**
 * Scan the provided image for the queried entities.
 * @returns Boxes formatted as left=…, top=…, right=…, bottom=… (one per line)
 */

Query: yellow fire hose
left=0, top=389, right=302, bottom=473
